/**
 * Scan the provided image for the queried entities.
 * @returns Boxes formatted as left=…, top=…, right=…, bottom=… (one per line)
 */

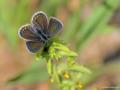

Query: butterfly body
left=18, top=11, right=63, bottom=53
left=35, top=28, right=49, bottom=41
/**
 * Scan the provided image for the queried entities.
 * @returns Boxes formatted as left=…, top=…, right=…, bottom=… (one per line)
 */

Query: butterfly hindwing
left=32, top=11, right=48, bottom=34
left=26, top=41, right=45, bottom=53
left=48, top=17, right=63, bottom=37
left=18, top=24, right=38, bottom=41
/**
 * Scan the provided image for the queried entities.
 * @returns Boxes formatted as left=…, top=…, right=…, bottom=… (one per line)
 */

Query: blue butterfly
left=18, top=11, right=63, bottom=53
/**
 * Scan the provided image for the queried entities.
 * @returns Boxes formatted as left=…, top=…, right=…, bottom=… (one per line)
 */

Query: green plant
left=35, top=42, right=91, bottom=90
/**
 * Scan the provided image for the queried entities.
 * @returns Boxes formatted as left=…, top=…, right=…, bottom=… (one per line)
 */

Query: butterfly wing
left=18, top=24, right=38, bottom=41
left=26, top=41, right=45, bottom=53
left=48, top=17, right=63, bottom=37
left=31, top=11, right=48, bottom=34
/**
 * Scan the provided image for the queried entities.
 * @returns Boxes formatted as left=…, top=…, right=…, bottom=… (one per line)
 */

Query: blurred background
left=0, top=0, right=120, bottom=90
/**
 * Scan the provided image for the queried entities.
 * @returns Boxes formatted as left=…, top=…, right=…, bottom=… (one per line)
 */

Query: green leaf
left=47, top=59, right=53, bottom=75
left=62, top=13, right=80, bottom=42
left=75, top=0, right=120, bottom=51
left=69, top=65, right=91, bottom=74
left=98, top=26, right=116, bottom=34
left=8, top=60, right=49, bottom=83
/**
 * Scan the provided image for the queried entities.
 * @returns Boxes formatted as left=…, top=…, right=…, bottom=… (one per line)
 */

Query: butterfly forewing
left=19, top=25, right=39, bottom=41
left=26, top=41, right=45, bottom=53
left=32, top=11, right=48, bottom=34
left=48, top=17, right=63, bottom=37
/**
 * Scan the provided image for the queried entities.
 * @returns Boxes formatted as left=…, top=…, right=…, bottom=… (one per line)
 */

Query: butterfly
left=18, top=11, right=63, bottom=53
